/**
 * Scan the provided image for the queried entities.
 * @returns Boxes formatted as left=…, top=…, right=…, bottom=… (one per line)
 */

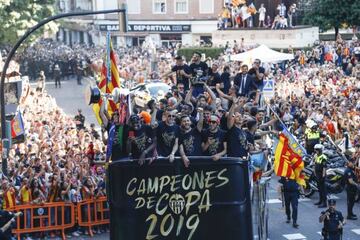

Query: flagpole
left=106, top=32, right=111, bottom=91
left=266, top=103, right=307, bottom=156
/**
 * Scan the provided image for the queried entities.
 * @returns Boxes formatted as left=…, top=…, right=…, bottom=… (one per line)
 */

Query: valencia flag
left=92, top=35, right=121, bottom=125
left=274, top=133, right=306, bottom=186
left=231, top=0, right=246, bottom=7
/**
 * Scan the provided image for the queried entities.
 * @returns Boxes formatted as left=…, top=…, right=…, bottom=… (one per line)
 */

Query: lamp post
left=0, top=8, right=127, bottom=176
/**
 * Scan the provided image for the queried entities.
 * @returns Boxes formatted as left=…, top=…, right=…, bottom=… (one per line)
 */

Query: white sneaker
left=72, top=232, right=80, bottom=237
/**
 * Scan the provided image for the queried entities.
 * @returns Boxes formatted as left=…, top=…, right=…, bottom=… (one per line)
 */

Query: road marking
left=268, top=199, right=282, bottom=204
left=283, top=233, right=306, bottom=239
left=267, top=198, right=310, bottom=204
left=352, top=229, right=360, bottom=235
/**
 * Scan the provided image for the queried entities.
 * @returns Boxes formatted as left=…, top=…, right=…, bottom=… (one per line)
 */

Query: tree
left=303, top=0, right=360, bottom=39
left=0, top=0, right=57, bottom=46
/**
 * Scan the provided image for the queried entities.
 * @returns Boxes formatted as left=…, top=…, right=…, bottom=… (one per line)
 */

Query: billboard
left=108, top=157, right=253, bottom=240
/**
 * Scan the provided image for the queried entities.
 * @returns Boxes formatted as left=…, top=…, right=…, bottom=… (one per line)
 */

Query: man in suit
left=234, top=64, right=257, bottom=97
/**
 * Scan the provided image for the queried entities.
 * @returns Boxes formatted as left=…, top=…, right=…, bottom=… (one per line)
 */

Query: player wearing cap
left=126, top=115, right=156, bottom=165
left=202, top=115, right=227, bottom=161
left=319, top=199, right=345, bottom=240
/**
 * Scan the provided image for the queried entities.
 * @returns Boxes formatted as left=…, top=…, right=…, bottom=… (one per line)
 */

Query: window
left=175, top=0, right=188, bottom=14
left=153, top=0, right=166, bottom=14
left=127, top=0, right=141, bottom=14
left=199, top=0, right=214, bottom=14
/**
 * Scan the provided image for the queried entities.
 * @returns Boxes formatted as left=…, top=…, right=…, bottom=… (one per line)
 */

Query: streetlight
left=0, top=8, right=127, bottom=176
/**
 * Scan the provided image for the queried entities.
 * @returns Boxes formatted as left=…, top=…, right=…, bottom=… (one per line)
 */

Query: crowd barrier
left=8, top=197, right=109, bottom=240
left=77, top=196, right=110, bottom=237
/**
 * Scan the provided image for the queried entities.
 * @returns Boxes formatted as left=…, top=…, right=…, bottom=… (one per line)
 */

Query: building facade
left=57, top=0, right=223, bottom=47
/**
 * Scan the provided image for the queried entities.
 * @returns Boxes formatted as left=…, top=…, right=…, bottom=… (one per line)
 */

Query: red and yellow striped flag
left=274, top=133, right=306, bottom=186
left=92, top=41, right=121, bottom=125
left=231, top=0, right=246, bottom=6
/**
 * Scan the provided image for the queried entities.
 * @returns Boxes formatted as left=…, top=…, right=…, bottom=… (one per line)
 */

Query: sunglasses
left=168, top=115, right=176, bottom=118
left=209, top=121, right=218, bottom=124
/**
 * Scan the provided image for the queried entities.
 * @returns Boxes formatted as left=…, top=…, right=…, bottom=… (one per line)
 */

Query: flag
left=10, top=111, right=25, bottom=138
left=273, top=133, right=306, bottom=186
left=92, top=33, right=121, bottom=125
left=231, top=0, right=246, bottom=6
left=281, top=123, right=307, bottom=157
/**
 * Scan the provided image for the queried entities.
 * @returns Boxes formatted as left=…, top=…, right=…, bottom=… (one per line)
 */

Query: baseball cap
left=175, top=55, right=183, bottom=60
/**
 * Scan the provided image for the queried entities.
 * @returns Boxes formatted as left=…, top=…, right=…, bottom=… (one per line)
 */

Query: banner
left=108, top=158, right=253, bottom=240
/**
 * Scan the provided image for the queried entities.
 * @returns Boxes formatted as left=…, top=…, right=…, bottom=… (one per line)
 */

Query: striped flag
left=281, top=123, right=307, bottom=157
left=92, top=33, right=121, bottom=125
left=273, top=133, right=306, bottom=186
left=231, top=0, right=246, bottom=6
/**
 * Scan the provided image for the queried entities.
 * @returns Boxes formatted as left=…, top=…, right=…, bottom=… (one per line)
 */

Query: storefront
left=96, top=23, right=193, bottom=47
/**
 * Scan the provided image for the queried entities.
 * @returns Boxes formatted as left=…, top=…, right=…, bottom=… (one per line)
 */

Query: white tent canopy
left=230, top=44, right=294, bottom=63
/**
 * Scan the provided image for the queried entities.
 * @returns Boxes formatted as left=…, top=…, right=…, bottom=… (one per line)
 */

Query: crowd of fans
left=1, top=88, right=107, bottom=238
left=0, top=33, right=360, bottom=238
left=218, top=2, right=298, bottom=30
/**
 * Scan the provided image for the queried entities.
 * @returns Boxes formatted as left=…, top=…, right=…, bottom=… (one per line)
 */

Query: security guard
left=314, top=144, right=328, bottom=208
left=305, top=122, right=320, bottom=155
left=279, top=177, right=300, bottom=228
left=344, top=159, right=359, bottom=220
left=319, top=199, right=345, bottom=240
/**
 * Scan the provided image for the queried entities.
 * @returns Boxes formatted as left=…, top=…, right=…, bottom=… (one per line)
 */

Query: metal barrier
left=252, top=177, right=271, bottom=240
left=9, top=202, right=75, bottom=240
left=76, top=196, right=110, bottom=237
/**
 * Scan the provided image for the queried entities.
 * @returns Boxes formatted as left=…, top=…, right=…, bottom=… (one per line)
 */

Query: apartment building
left=57, top=0, right=222, bottom=47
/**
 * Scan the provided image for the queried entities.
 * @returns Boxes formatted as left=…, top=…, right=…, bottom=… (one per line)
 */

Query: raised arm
left=216, top=83, right=232, bottom=101
left=196, top=108, right=204, bottom=132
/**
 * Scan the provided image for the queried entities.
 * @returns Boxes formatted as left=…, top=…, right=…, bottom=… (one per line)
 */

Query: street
left=45, top=78, right=360, bottom=240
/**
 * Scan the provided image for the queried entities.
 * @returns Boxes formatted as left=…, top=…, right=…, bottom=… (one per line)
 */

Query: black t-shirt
left=156, top=121, right=180, bottom=157
left=172, top=64, right=192, bottom=90
left=344, top=167, right=357, bottom=192
left=207, top=69, right=221, bottom=88
left=128, top=125, right=155, bottom=159
left=227, top=126, right=248, bottom=158
left=108, top=124, right=128, bottom=160
left=190, top=61, right=209, bottom=77
left=179, top=128, right=203, bottom=156
left=248, top=67, right=265, bottom=87
left=202, top=129, right=227, bottom=156
left=220, top=72, right=231, bottom=94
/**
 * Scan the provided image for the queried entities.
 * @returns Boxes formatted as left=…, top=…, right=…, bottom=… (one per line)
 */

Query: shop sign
left=99, top=24, right=191, bottom=32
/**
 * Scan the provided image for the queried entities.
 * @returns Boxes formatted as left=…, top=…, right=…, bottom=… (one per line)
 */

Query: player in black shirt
left=189, top=52, right=209, bottom=97
left=151, top=108, right=179, bottom=162
left=207, top=62, right=222, bottom=92
left=179, top=108, right=204, bottom=167
left=226, top=98, right=249, bottom=158
left=126, top=115, right=156, bottom=165
left=162, top=55, right=192, bottom=90
left=202, top=115, right=227, bottom=161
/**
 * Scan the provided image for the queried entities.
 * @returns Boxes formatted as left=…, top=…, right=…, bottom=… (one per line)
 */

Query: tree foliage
left=303, top=0, right=360, bottom=35
left=0, top=0, right=57, bottom=46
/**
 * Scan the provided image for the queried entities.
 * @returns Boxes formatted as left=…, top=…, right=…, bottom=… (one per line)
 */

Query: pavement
left=38, top=77, right=360, bottom=240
